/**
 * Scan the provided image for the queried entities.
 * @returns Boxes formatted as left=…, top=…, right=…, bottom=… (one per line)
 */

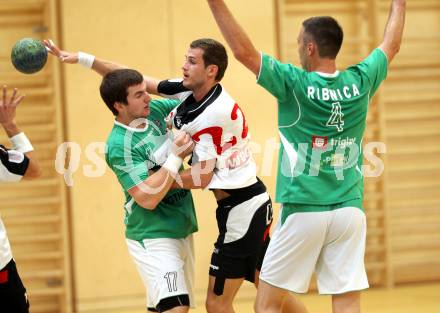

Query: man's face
left=297, top=27, right=309, bottom=70
left=121, top=81, right=151, bottom=122
left=181, top=47, right=211, bottom=90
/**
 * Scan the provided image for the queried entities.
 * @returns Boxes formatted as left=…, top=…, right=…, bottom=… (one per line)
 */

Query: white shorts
left=260, top=206, right=368, bottom=294
left=126, top=235, right=195, bottom=309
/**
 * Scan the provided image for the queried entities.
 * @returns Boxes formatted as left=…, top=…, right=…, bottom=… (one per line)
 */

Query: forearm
left=1, top=121, right=20, bottom=137
left=91, top=57, right=127, bottom=76
left=143, top=76, right=160, bottom=95
left=136, top=167, right=176, bottom=208
left=130, top=153, right=184, bottom=209
left=23, top=151, right=42, bottom=179
left=173, top=159, right=215, bottom=190
left=207, top=0, right=260, bottom=75
left=379, top=0, right=406, bottom=63
left=91, top=58, right=160, bottom=94
left=175, top=168, right=209, bottom=190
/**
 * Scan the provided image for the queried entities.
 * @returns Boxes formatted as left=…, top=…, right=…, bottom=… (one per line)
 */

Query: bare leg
left=164, top=306, right=189, bottom=313
left=206, top=275, right=245, bottom=313
left=254, top=271, right=308, bottom=313
left=332, top=291, right=361, bottom=313
left=255, top=280, right=288, bottom=313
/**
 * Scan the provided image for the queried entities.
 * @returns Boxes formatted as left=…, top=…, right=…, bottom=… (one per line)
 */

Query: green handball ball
left=11, top=38, right=48, bottom=74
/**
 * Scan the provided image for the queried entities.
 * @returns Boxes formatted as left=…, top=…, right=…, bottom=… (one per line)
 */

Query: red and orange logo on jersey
left=312, top=135, right=328, bottom=149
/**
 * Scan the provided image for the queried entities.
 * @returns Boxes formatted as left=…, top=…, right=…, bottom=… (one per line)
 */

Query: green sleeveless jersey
left=106, top=99, right=198, bottom=240
left=257, top=48, right=388, bottom=206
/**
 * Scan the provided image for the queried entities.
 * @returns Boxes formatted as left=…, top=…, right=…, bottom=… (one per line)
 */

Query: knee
left=332, top=292, right=361, bottom=313
left=205, top=296, right=220, bottom=313
left=254, top=301, right=262, bottom=313
left=254, top=294, right=283, bottom=313
left=206, top=296, right=230, bottom=313
left=254, top=295, right=268, bottom=313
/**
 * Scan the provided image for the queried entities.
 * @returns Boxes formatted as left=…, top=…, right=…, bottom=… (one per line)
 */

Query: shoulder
left=258, top=52, right=303, bottom=84
left=157, top=79, right=188, bottom=95
left=106, top=127, right=127, bottom=156
left=260, top=53, right=299, bottom=73
left=150, top=98, right=181, bottom=115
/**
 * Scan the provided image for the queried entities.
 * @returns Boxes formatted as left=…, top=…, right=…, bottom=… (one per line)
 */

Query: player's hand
left=0, top=86, right=24, bottom=126
left=172, top=131, right=194, bottom=159
left=43, top=39, right=78, bottom=64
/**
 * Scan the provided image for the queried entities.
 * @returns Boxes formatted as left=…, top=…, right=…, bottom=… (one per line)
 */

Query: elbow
left=129, top=185, right=161, bottom=210
left=389, top=41, right=402, bottom=58
left=29, top=168, right=42, bottom=179
left=233, top=49, right=252, bottom=64
left=233, top=50, right=246, bottom=62
left=380, top=39, right=402, bottom=62
left=392, top=44, right=401, bottom=57
left=24, top=165, right=42, bottom=179
left=199, top=179, right=210, bottom=189
left=136, top=198, right=159, bottom=211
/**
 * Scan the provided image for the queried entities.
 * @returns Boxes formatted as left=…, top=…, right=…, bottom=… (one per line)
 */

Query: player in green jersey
left=207, top=0, right=406, bottom=313
left=73, top=67, right=198, bottom=312
left=102, top=70, right=197, bottom=313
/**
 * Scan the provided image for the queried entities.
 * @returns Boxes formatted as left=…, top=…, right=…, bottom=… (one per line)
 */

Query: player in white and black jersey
left=0, top=86, right=41, bottom=313
left=155, top=40, right=275, bottom=312
left=44, top=38, right=303, bottom=313
left=157, top=63, right=273, bottom=296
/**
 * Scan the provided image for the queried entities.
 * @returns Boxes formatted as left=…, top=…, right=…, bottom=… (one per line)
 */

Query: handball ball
left=11, top=38, right=48, bottom=74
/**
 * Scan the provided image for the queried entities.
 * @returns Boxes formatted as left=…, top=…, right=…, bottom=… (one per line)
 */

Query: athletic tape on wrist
left=163, top=153, right=183, bottom=174
left=10, top=132, right=34, bottom=153
left=78, top=51, right=95, bottom=68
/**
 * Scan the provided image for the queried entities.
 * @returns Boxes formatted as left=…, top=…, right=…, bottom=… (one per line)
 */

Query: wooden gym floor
left=94, top=282, right=440, bottom=313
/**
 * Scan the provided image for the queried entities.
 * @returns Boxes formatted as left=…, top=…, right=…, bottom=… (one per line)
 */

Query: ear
left=114, top=102, right=125, bottom=114
left=207, top=64, right=219, bottom=79
left=306, top=42, right=315, bottom=56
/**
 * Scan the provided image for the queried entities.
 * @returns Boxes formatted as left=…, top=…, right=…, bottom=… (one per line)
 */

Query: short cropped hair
left=100, top=69, right=144, bottom=116
left=302, top=16, right=344, bottom=59
left=190, top=38, right=228, bottom=81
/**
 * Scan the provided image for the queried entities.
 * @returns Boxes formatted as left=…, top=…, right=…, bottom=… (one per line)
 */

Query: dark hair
left=99, top=69, right=144, bottom=115
left=190, top=38, right=228, bottom=81
left=302, top=16, right=343, bottom=59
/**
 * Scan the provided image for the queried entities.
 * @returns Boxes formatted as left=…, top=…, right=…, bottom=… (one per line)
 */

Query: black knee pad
left=156, top=294, right=189, bottom=312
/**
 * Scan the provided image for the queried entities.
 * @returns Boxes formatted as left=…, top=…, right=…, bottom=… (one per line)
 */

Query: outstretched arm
left=379, top=0, right=406, bottom=64
left=43, top=40, right=160, bottom=94
left=207, top=0, right=261, bottom=76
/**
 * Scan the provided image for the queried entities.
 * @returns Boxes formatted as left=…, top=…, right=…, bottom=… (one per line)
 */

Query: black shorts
left=209, top=178, right=273, bottom=284
left=0, top=259, right=29, bottom=313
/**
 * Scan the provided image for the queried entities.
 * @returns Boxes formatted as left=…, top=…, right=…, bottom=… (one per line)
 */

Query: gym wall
left=0, top=0, right=439, bottom=312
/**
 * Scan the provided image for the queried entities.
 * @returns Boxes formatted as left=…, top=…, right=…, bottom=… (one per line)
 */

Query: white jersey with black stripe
left=158, top=79, right=257, bottom=189
left=0, top=145, right=29, bottom=269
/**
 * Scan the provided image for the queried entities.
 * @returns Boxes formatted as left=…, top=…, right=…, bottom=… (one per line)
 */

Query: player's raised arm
left=43, top=39, right=161, bottom=94
left=379, top=0, right=406, bottom=64
left=0, top=86, right=41, bottom=179
left=207, top=0, right=261, bottom=76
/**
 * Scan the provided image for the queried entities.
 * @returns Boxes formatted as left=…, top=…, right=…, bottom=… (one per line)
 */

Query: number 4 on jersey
left=326, top=102, right=344, bottom=132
